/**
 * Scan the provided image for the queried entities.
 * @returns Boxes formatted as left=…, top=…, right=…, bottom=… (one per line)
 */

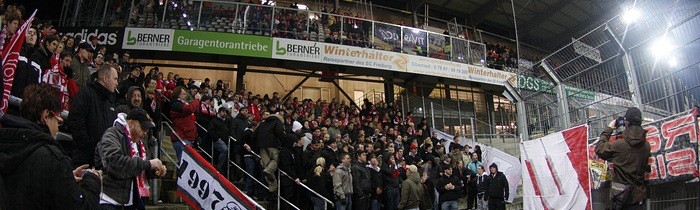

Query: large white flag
left=521, top=125, right=591, bottom=210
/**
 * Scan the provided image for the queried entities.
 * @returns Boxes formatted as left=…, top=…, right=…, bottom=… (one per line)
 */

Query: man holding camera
left=594, top=107, right=650, bottom=210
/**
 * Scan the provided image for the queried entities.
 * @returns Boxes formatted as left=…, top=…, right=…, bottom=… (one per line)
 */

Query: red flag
left=1, top=10, right=37, bottom=113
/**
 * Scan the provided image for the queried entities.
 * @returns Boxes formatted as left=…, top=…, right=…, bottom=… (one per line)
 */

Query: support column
left=384, top=78, right=395, bottom=104
left=485, top=93, right=495, bottom=134
left=606, top=24, right=644, bottom=111
left=555, top=84, right=571, bottom=129
left=235, top=64, right=247, bottom=92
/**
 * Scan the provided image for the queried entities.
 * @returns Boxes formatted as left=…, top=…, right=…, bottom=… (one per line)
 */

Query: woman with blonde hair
left=307, top=157, right=332, bottom=210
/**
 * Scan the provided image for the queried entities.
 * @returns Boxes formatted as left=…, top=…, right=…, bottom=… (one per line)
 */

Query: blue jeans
left=173, top=140, right=193, bottom=162
left=335, top=196, right=352, bottom=210
left=244, top=156, right=260, bottom=196
left=441, top=201, right=458, bottom=210
left=310, top=195, right=326, bottom=210
left=384, top=188, right=399, bottom=210
left=370, top=198, right=381, bottom=210
left=212, top=139, right=229, bottom=173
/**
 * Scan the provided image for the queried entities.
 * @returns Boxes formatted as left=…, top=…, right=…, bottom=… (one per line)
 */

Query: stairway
left=147, top=134, right=191, bottom=210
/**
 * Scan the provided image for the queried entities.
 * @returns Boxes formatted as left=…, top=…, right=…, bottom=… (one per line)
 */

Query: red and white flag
left=521, top=125, right=591, bottom=210
left=1, top=10, right=37, bottom=113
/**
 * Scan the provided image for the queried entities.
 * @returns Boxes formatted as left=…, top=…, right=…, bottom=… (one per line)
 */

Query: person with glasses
left=0, top=83, right=102, bottom=210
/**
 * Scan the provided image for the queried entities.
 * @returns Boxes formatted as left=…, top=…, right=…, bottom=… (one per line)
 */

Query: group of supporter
left=0, top=6, right=167, bottom=209
left=163, top=76, right=511, bottom=210
left=0, top=5, right=511, bottom=210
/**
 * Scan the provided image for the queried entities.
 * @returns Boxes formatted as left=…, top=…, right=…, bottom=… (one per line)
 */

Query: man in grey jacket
left=334, top=153, right=354, bottom=210
left=96, top=108, right=167, bottom=209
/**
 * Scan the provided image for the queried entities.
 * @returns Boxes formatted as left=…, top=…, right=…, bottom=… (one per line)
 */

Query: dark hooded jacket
left=115, top=86, right=145, bottom=114
left=68, top=81, right=119, bottom=167
left=484, top=164, right=509, bottom=200
left=0, top=114, right=101, bottom=210
left=230, top=111, right=250, bottom=142
left=595, top=125, right=650, bottom=204
left=253, top=115, right=285, bottom=149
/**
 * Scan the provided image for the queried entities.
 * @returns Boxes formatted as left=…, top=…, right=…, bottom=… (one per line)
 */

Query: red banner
left=588, top=109, right=699, bottom=187
left=1, top=10, right=36, bottom=113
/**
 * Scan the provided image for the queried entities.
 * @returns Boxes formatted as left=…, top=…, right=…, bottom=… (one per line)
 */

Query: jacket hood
left=623, top=125, right=647, bottom=146
left=0, top=115, right=57, bottom=174
left=407, top=171, right=421, bottom=183
left=337, top=163, right=351, bottom=172
left=125, top=86, right=145, bottom=107
left=265, top=115, right=283, bottom=123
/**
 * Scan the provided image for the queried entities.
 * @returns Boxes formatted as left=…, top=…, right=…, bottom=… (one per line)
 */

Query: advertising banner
left=521, top=125, right=591, bottom=210
left=177, top=146, right=258, bottom=210
left=406, top=54, right=514, bottom=86
left=172, top=30, right=272, bottom=58
left=122, top=27, right=174, bottom=51
left=272, top=38, right=322, bottom=62
left=515, top=75, right=596, bottom=100
left=56, top=27, right=123, bottom=53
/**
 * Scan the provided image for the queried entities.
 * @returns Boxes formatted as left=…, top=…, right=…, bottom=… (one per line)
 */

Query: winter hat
left=292, top=121, right=303, bottom=132
left=490, top=163, right=498, bottom=170
left=624, top=107, right=642, bottom=126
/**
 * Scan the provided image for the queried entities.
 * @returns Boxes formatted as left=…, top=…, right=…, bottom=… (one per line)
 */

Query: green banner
left=516, top=75, right=595, bottom=100
left=172, top=30, right=272, bottom=58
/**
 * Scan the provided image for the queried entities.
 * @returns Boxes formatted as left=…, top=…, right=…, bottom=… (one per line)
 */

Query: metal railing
left=160, top=103, right=333, bottom=209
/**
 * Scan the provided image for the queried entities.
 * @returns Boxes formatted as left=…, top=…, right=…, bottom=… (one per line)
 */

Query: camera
left=614, top=116, right=626, bottom=128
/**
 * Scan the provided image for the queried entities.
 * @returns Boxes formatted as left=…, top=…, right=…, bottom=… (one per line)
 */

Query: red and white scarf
left=42, top=53, right=71, bottom=111
left=124, top=124, right=150, bottom=198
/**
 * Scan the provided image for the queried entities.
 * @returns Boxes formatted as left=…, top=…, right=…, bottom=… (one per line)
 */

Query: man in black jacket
left=68, top=65, right=119, bottom=168
left=253, top=114, right=286, bottom=192
left=485, top=163, right=509, bottom=210
left=208, top=107, right=231, bottom=173
left=351, top=151, right=371, bottom=210
left=437, top=166, right=462, bottom=210
left=0, top=83, right=101, bottom=210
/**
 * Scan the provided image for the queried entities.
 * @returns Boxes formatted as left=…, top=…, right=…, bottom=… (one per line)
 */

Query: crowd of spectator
left=0, top=3, right=514, bottom=210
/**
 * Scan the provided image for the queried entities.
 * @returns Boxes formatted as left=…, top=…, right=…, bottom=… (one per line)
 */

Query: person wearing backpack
left=398, top=165, right=422, bottom=210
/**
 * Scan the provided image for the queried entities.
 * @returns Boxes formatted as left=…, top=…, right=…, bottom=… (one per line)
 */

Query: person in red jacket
left=170, top=86, right=202, bottom=160
left=249, top=97, right=262, bottom=122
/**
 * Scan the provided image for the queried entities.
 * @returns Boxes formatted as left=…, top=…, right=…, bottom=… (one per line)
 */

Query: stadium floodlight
left=651, top=36, right=673, bottom=58
left=668, top=57, right=678, bottom=67
left=622, top=8, right=641, bottom=24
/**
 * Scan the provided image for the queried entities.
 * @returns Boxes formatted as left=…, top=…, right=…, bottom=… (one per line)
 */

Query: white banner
left=432, top=129, right=521, bottom=203
left=122, top=28, right=174, bottom=51
left=177, top=146, right=258, bottom=210
left=521, top=125, right=591, bottom=210
left=406, top=55, right=514, bottom=86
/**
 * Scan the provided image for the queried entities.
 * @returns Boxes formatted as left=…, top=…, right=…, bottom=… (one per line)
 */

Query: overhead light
left=668, top=57, right=678, bottom=67
left=650, top=36, right=673, bottom=58
left=622, top=8, right=641, bottom=24
left=183, top=13, right=187, bottom=18
left=187, top=21, right=191, bottom=26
